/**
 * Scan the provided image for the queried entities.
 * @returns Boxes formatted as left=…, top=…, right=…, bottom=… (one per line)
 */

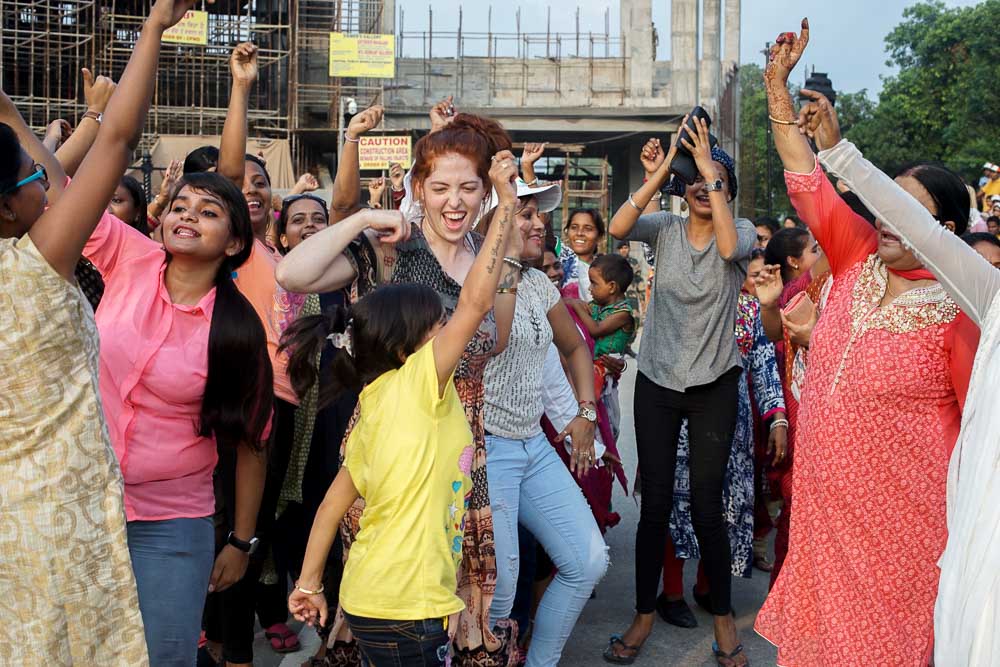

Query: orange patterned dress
left=755, top=162, right=979, bottom=665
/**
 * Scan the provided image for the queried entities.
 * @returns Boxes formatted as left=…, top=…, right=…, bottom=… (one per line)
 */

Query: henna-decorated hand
left=764, top=18, right=809, bottom=88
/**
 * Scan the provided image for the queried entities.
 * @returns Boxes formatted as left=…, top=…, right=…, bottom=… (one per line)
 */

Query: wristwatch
left=703, top=179, right=724, bottom=193
left=577, top=401, right=597, bottom=423
left=226, top=531, right=260, bottom=555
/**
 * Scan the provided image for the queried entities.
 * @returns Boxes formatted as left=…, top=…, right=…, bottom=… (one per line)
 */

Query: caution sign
left=358, top=135, right=412, bottom=171
left=162, top=11, right=209, bottom=46
left=329, top=33, right=396, bottom=79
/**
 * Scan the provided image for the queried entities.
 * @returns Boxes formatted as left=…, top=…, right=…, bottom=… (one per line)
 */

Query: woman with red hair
left=277, top=111, right=520, bottom=666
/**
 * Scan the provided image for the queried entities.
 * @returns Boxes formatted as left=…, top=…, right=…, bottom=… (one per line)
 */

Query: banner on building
left=358, top=135, right=412, bottom=170
left=329, top=33, right=396, bottom=78
left=162, top=11, right=208, bottom=46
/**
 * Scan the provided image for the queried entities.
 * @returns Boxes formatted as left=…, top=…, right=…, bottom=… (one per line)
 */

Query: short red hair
left=410, top=113, right=512, bottom=192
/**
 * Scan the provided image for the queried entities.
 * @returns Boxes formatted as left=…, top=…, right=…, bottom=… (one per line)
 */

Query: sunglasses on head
left=1, top=163, right=48, bottom=195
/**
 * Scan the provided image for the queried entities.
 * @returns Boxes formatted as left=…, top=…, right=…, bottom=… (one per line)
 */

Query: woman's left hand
left=679, top=116, right=719, bottom=183
left=557, top=416, right=596, bottom=477
left=208, top=544, right=249, bottom=593
left=768, top=422, right=788, bottom=466
left=780, top=302, right=818, bottom=348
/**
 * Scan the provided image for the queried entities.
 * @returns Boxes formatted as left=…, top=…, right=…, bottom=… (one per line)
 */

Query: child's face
left=588, top=267, right=618, bottom=305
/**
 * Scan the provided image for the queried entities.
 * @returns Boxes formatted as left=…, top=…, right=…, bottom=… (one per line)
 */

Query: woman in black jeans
left=603, top=118, right=755, bottom=667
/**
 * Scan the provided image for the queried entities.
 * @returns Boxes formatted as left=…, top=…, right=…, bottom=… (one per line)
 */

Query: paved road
left=255, top=365, right=780, bottom=666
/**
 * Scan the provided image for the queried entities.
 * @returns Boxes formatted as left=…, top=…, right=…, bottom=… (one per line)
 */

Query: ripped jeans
left=486, top=432, right=608, bottom=667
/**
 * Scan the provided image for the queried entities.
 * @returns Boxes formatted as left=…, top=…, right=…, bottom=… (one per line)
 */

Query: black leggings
left=633, top=368, right=740, bottom=616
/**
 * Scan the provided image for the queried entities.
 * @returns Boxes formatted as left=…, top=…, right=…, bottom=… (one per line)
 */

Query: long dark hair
left=894, top=163, right=970, bottom=236
left=0, top=123, right=24, bottom=192
left=119, top=175, right=150, bottom=235
left=168, top=172, right=273, bottom=451
left=764, top=227, right=811, bottom=283
left=281, top=283, right=444, bottom=408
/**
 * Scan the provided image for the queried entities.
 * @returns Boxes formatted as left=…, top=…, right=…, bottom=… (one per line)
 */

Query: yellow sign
left=162, top=11, right=208, bottom=46
left=329, top=33, right=396, bottom=78
left=359, top=135, right=412, bottom=171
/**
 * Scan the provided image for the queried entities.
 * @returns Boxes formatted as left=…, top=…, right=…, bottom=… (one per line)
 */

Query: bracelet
left=295, top=583, right=325, bottom=596
left=502, top=257, right=523, bottom=271
left=768, top=115, right=797, bottom=126
left=524, top=179, right=538, bottom=187
left=82, top=110, right=102, bottom=124
left=770, top=418, right=789, bottom=431
left=627, top=193, right=645, bottom=212
left=496, top=287, right=518, bottom=295
left=344, top=135, right=360, bottom=144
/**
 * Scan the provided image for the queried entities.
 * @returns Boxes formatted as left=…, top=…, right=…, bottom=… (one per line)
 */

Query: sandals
left=713, top=642, right=750, bottom=667
left=602, top=634, right=644, bottom=665
left=264, top=622, right=301, bottom=654
left=753, top=555, right=774, bottom=572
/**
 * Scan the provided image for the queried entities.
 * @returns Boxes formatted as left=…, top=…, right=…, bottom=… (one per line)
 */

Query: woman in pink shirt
left=83, top=171, right=272, bottom=665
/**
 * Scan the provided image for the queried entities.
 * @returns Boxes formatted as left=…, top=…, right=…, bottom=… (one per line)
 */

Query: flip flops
left=264, top=623, right=301, bottom=654
left=602, top=634, right=644, bottom=664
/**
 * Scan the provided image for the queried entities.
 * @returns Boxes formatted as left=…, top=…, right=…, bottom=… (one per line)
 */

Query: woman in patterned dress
left=277, top=114, right=519, bottom=666
left=0, top=2, right=196, bottom=663
left=658, top=256, right=787, bottom=627
left=754, top=20, right=980, bottom=666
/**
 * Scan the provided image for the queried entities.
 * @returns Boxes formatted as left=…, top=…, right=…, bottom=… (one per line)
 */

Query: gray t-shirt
left=483, top=268, right=561, bottom=439
left=622, top=211, right=756, bottom=391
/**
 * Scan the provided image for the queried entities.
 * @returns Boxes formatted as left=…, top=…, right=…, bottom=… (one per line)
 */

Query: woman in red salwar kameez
left=753, top=20, right=980, bottom=666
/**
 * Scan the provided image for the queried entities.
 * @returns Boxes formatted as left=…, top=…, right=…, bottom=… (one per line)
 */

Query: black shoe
left=693, top=587, right=736, bottom=616
left=655, top=593, right=698, bottom=628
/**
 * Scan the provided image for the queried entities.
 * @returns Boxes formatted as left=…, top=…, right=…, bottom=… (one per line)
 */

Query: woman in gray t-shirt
left=602, top=118, right=755, bottom=667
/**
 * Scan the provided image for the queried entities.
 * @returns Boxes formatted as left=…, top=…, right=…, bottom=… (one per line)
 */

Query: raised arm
left=26, top=0, right=199, bottom=280
left=521, top=142, right=546, bottom=185
left=822, top=140, right=1000, bottom=325
left=217, top=42, right=258, bottom=189
left=55, top=69, right=117, bottom=177
left=610, top=129, right=682, bottom=239
left=330, top=106, right=383, bottom=223
left=275, top=207, right=409, bottom=294
left=764, top=19, right=816, bottom=175
left=148, top=158, right=182, bottom=223
left=433, top=150, right=519, bottom=393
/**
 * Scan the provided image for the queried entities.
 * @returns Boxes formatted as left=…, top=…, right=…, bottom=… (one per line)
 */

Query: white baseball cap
left=486, top=179, right=563, bottom=214
left=984, top=162, right=994, bottom=169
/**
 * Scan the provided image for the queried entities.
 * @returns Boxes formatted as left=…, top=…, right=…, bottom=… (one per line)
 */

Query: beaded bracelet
left=769, top=418, right=789, bottom=431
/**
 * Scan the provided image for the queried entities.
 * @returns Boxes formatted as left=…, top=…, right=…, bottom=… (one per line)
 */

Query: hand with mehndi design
left=765, top=18, right=809, bottom=87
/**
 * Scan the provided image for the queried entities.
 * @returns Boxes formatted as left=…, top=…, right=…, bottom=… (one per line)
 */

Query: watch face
left=580, top=406, right=597, bottom=422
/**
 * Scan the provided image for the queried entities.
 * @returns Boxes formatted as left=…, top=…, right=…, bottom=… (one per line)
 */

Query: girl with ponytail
left=81, top=170, right=273, bottom=662
left=286, top=152, right=522, bottom=664
left=277, top=110, right=525, bottom=664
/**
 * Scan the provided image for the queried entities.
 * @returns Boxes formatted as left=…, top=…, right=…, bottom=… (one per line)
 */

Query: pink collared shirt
left=84, top=211, right=218, bottom=521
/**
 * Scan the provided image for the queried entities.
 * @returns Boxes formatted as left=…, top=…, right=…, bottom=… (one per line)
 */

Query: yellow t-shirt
left=340, top=340, right=473, bottom=620
left=982, top=178, right=1000, bottom=211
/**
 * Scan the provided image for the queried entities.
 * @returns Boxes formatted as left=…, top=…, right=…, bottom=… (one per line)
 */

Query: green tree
left=738, top=63, right=791, bottom=220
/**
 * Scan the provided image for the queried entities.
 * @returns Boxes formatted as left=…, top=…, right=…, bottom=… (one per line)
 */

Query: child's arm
left=569, top=300, right=633, bottom=339
left=288, top=467, right=360, bottom=627
left=433, top=151, right=520, bottom=393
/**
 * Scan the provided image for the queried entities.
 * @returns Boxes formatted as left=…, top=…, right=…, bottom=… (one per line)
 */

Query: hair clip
left=327, top=331, right=353, bottom=356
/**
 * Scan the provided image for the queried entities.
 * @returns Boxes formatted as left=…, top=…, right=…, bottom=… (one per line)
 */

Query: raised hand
left=296, top=172, right=320, bottom=193
left=765, top=18, right=809, bottom=87
left=754, top=264, right=784, bottom=308
left=388, top=162, right=405, bottom=191
left=521, top=142, right=547, bottom=167
left=159, top=158, right=183, bottom=197
left=82, top=68, right=117, bottom=114
left=230, top=42, right=259, bottom=87
left=150, top=0, right=206, bottom=31
left=489, top=150, right=519, bottom=204
left=367, top=177, right=386, bottom=208
left=640, top=138, right=666, bottom=175
left=429, top=95, right=456, bottom=133
left=44, top=119, right=72, bottom=151
left=798, top=88, right=842, bottom=151
left=347, top=105, right=383, bottom=141
left=679, top=116, right=719, bottom=182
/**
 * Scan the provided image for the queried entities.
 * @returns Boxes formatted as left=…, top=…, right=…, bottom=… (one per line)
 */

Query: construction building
left=1, top=0, right=741, bottom=222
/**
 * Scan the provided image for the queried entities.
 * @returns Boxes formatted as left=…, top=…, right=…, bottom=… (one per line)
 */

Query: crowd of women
left=1, top=4, right=997, bottom=666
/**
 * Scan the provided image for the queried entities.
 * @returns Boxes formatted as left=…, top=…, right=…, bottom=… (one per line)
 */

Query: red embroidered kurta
left=754, top=161, right=979, bottom=666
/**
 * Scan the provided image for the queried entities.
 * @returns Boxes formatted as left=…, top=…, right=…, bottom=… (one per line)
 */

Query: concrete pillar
left=381, top=0, right=396, bottom=35
left=620, top=0, right=654, bottom=98
left=700, top=0, right=722, bottom=112
left=724, top=0, right=741, bottom=64
left=670, top=0, right=698, bottom=107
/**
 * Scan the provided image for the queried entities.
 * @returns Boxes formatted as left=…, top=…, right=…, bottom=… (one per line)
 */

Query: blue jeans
left=344, top=612, right=449, bottom=666
left=127, top=517, right=214, bottom=667
left=486, top=432, right=608, bottom=667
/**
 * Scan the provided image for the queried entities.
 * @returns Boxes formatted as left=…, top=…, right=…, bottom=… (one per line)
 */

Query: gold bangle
left=496, top=287, right=518, bottom=295
left=295, top=583, right=325, bottom=596
left=769, top=115, right=797, bottom=126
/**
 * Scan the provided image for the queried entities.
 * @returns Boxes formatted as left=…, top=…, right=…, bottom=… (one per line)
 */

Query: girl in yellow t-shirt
left=286, top=151, right=522, bottom=664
